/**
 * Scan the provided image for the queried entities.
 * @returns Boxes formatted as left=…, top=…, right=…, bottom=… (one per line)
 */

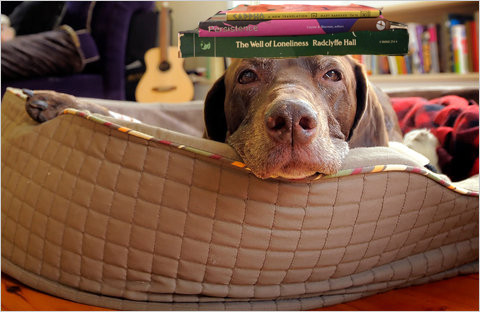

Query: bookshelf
left=373, top=1, right=479, bottom=92
left=370, top=72, right=478, bottom=98
left=381, top=1, right=477, bottom=24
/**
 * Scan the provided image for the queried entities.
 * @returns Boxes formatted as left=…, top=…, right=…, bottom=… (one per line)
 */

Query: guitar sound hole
left=152, top=86, right=177, bottom=92
left=159, top=61, right=171, bottom=72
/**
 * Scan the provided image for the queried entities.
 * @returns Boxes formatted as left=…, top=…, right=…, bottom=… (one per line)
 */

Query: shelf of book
left=370, top=72, right=478, bottom=83
left=381, top=1, right=477, bottom=24
left=368, top=1, right=479, bottom=82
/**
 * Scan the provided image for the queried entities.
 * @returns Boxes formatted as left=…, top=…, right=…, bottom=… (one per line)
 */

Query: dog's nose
left=265, top=100, right=317, bottom=145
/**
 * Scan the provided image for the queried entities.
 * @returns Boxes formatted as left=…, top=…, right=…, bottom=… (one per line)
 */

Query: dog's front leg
left=24, top=89, right=110, bottom=123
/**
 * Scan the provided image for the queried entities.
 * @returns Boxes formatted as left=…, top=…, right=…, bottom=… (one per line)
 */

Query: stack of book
left=178, top=3, right=409, bottom=58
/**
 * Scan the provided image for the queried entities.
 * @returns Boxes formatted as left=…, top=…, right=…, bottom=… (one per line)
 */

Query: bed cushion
left=1, top=88, right=478, bottom=310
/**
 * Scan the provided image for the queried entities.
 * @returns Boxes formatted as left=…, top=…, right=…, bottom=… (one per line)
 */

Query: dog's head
left=204, top=56, right=382, bottom=179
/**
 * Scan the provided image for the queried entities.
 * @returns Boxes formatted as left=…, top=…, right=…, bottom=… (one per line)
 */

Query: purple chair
left=2, top=1, right=155, bottom=100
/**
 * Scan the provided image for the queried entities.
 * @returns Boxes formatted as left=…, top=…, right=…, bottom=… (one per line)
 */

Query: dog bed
left=2, top=88, right=478, bottom=310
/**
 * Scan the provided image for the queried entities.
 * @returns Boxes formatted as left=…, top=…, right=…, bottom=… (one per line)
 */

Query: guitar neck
left=159, top=3, right=169, bottom=63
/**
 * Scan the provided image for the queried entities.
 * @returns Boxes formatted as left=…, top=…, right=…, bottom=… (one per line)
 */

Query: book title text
left=235, top=38, right=357, bottom=48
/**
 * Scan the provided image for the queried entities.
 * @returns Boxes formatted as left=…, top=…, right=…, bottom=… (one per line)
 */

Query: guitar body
left=136, top=47, right=194, bottom=103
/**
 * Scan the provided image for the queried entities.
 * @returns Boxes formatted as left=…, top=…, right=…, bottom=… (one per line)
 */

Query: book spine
left=474, top=11, right=479, bottom=72
left=439, top=17, right=453, bottom=73
left=465, top=21, right=473, bottom=72
left=404, top=54, right=412, bottom=74
left=371, top=55, right=378, bottom=75
left=178, top=29, right=409, bottom=58
left=379, top=56, right=390, bottom=74
left=226, top=10, right=380, bottom=21
left=396, top=55, right=408, bottom=74
left=451, top=24, right=468, bottom=73
left=407, top=23, right=422, bottom=74
left=364, top=55, right=372, bottom=75
left=198, top=18, right=391, bottom=37
left=387, top=56, right=398, bottom=75
left=422, top=28, right=432, bottom=73
left=428, top=24, right=440, bottom=73
left=415, top=24, right=425, bottom=73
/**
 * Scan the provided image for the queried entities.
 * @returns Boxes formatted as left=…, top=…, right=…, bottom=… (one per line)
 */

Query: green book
left=178, top=29, right=409, bottom=58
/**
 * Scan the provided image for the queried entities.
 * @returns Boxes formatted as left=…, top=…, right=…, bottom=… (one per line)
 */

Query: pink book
left=199, top=12, right=400, bottom=37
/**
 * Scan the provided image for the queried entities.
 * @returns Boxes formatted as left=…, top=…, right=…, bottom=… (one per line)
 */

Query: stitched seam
left=100, top=128, right=121, bottom=296
left=3, top=143, right=28, bottom=260
left=80, top=123, right=108, bottom=278
left=453, top=242, right=461, bottom=269
left=397, top=188, right=433, bottom=261
left=21, top=134, right=55, bottom=270
left=76, top=117, right=99, bottom=289
left=226, top=173, right=250, bottom=292
left=36, top=119, right=73, bottom=278
left=306, top=177, right=339, bottom=282
left=7, top=129, right=42, bottom=262
left=121, top=135, right=142, bottom=297
left=58, top=119, right=87, bottom=288
left=448, top=197, right=472, bottom=244
left=122, top=138, right=149, bottom=292
left=391, top=173, right=429, bottom=261
left=202, top=161, right=222, bottom=288
left=279, top=183, right=310, bottom=287
left=334, top=174, right=365, bottom=276
left=365, top=171, right=408, bottom=269
left=146, top=144, right=167, bottom=293
left=422, top=185, right=447, bottom=253
left=368, top=170, right=391, bottom=269
left=378, top=172, right=409, bottom=260
left=443, top=196, right=461, bottom=245
left=172, top=149, right=192, bottom=286
left=184, top=154, right=197, bottom=281
left=253, top=180, right=280, bottom=286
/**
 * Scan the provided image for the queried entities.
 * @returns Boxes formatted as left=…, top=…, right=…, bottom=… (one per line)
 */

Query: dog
left=24, top=55, right=402, bottom=179
left=203, top=56, right=402, bottom=178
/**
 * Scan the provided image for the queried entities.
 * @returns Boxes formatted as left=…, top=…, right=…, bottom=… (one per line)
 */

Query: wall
left=160, top=1, right=229, bottom=76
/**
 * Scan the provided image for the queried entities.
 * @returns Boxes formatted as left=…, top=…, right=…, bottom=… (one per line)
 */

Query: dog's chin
left=229, top=135, right=349, bottom=180
left=260, top=146, right=346, bottom=179
left=264, top=164, right=318, bottom=180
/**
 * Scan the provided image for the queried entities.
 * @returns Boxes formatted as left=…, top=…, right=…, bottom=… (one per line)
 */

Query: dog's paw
left=24, top=89, right=78, bottom=123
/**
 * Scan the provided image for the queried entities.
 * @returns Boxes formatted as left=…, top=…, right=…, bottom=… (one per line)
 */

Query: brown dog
left=24, top=55, right=401, bottom=179
left=204, top=56, right=402, bottom=179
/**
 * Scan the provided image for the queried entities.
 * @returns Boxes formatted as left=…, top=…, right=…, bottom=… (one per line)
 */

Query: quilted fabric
left=1, top=89, right=478, bottom=310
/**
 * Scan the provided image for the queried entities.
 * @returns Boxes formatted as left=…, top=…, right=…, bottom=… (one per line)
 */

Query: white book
left=451, top=24, right=468, bottom=74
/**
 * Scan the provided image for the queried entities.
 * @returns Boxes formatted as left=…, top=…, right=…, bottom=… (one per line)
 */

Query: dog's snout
left=265, top=100, right=317, bottom=145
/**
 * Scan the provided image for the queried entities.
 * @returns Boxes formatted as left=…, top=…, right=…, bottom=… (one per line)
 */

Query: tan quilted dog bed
left=2, top=88, right=478, bottom=310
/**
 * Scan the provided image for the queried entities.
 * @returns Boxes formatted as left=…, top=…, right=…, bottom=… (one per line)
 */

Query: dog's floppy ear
left=204, top=74, right=228, bottom=142
left=348, top=62, right=368, bottom=141
left=348, top=60, right=389, bottom=147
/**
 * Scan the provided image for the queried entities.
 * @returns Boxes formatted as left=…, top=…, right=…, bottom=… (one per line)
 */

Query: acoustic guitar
left=136, top=3, right=194, bottom=102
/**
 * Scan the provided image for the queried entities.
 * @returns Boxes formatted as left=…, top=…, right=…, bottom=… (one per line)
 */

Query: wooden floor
left=2, top=273, right=478, bottom=311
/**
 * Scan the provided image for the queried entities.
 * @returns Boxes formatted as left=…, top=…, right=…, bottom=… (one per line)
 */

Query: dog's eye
left=238, top=70, right=258, bottom=84
left=323, top=70, right=342, bottom=81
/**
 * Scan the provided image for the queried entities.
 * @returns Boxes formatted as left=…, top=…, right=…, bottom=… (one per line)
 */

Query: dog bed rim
left=7, top=87, right=478, bottom=196
left=2, top=87, right=478, bottom=310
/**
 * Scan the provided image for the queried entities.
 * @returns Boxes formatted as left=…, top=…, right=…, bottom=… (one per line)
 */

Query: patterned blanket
left=391, top=95, right=479, bottom=182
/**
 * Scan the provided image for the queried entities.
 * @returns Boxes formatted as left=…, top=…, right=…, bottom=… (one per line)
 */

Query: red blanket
left=391, top=95, right=479, bottom=182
